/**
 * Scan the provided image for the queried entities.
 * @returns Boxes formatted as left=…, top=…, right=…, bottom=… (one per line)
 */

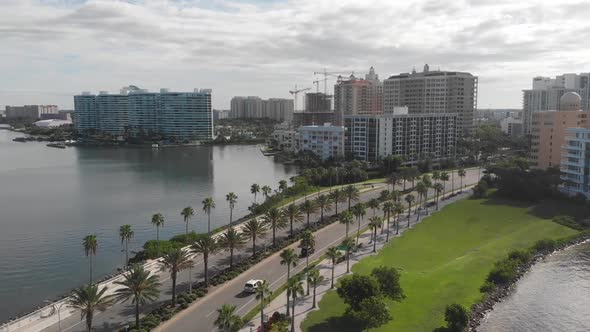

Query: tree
left=83, top=235, right=98, bottom=284
left=415, top=182, right=428, bottom=213
left=387, top=173, right=399, bottom=191
left=390, top=190, right=401, bottom=203
left=307, top=268, right=325, bottom=308
left=219, top=228, right=246, bottom=269
left=367, top=198, right=380, bottom=217
left=202, top=197, right=216, bottom=234
left=382, top=201, right=394, bottom=242
left=180, top=206, right=194, bottom=238
left=368, top=216, right=383, bottom=253
left=329, top=189, right=345, bottom=216
left=278, top=179, right=288, bottom=193
left=404, top=194, right=415, bottom=228
left=458, top=168, right=466, bottom=191
left=343, top=237, right=355, bottom=273
left=351, top=203, right=366, bottom=245
left=300, top=230, right=315, bottom=294
left=379, top=189, right=390, bottom=202
left=160, top=248, right=194, bottom=306
left=433, top=182, right=444, bottom=209
left=336, top=274, right=381, bottom=311
left=68, top=284, right=113, bottom=332
left=242, top=219, right=268, bottom=256
left=445, top=303, right=469, bottom=332
left=394, top=202, right=405, bottom=235
left=339, top=210, right=354, bottom=239
left=343, top=185, right=360, bottom=210
left=113, top=264, right=160, bottom=329
left=214, top=304, right=242, bottom=332
left=400, top=167, right=410, bottom=190
left=151, top=213, right=164, bottom=255
left=315, top=194, right=332, bottom=223
left=286, top=276, right=305, bottom=330
left=325, top=247, right=342, bottom=289
left=280, top=249, right=298, bottom=316
left=371, top=266, right=406, bottom=302
left=255, top=280, right=272, bottom=332
left=440, top=171, right=450, bottom=198
left=262, top=207, right=287, bottom=246
left=261, top=185, right=273, bottom=201
left=284, top=204, right=303, bottom=237
left=300, top=199, right=318, bottom=229
left=119, top=225, right=134, bottom=268
left=432, top=170, right=441, bottom=184
left=251, top=183, right=260, bottom=203
left=191, top=234, right=218, bottom=287
left=226, top=192, right=238, bottom=227
left=348, top=296, right=391, bottom=330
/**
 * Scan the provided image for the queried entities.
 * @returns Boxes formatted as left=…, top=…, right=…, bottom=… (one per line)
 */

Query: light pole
left=44, top=300, right=67, bottom=332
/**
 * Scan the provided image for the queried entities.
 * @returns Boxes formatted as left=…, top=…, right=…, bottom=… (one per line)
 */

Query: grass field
left=301, top=195, right=579, bottom=332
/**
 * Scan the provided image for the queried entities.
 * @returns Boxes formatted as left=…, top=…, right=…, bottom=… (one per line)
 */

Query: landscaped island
left=301, top=195, right=579, bottom=332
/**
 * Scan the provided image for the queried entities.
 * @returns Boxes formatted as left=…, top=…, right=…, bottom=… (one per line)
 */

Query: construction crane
left=312, top=80, right=320, bottom=93
left=289, top=85, right=311, bottom=112
left=313, top=68, right=356, bottom=95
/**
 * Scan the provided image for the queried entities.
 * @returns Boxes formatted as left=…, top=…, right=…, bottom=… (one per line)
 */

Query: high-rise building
left=561, top=127, right=590, bottom=197
left=530, top=92, right=590, bottom=169
left=74, top=87, right=213, bottom=140
left=229, top=96, right=293, bottom=122
left=344, top=107, right=457, bottom=163
left=305, top=92, right=332, bottom=112
left=500, top=117, right=524, bottom=138
left=5, top=105, right=58, bottom=121
left=333, top=67, right=383, bottom=125
left=383, top=64, right=477, bottom=136
left=292, top=111, right=335, bottom=128
left=297, top=124, right=345, bottom=160
left=523, top=73, right=590, bottom=135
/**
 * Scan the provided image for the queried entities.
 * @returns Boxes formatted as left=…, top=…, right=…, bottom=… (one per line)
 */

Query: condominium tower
left=383, top=64, right=477, bottom=136
left=230, top=96, right=293, bottom=122
left=333, top=67, right=383, bottom=125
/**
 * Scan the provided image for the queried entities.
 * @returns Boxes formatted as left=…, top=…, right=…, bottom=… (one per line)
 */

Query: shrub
left=532, top=239, right=556, bottom=253
left=486, top=258, right=519, bottom=285
left=479, top=280, right=496, bottom=293
left=507, top=249, right=532, bottom=264
left=444, top=303, right=469, bottom=332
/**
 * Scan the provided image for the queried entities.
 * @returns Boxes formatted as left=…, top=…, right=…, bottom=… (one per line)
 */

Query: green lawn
left=301, top=196, right=579, bottom=332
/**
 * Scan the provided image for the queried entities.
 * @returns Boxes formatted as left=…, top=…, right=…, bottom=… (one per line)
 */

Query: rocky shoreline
left=468, top=235, right=590, bottom=331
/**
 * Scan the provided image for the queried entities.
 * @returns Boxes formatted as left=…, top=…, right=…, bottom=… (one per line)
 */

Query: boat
left=12, top=137, right=27, bottom=142
left=47, top=142, right=66, bottom=149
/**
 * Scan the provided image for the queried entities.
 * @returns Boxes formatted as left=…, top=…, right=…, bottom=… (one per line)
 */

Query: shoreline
left=468, top=235, right=590, bottom=331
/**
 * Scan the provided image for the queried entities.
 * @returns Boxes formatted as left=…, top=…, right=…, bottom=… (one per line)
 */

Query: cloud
left=0, top=0, right=589, bottom=110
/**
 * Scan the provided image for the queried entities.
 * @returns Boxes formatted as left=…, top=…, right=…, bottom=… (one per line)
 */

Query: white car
left=243, top=279, right=263, bottom=293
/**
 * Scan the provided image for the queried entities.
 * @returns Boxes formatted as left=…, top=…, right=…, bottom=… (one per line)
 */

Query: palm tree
left=287, top=276, right=305, bottom=327
left=191, top=234, right=218, bottom=287
left=390, top=189, right=401, bottom=203
left=284, top=204, right=303, bottom=237
left=432, top=170, right=441, bottom=185
left=433, top=182, right=444, bottom=209
left=160, top=248, right=194, bottom=306
left=405, top=194, right=415, bottom=228
left=180, top=206, right=194, bottom=238
left=387, top=173, right=399, bottom=191
left=242, top=219, right=268, bottom=256
left=300, top=230, right=315, bottom=295
left=219, top=228, right=246, bottom=269
left=342, top=237, right=355, bottom=273
left=250, top=183, right=260, bottom=203
left=214, top=304, right=242, bottom=332
left=226, top=192, right=238, bottom=227
left=307, top=268, right=324, bottom=309
left=416, top=181, right=428, bottom=214
left=394, top=202, right=405, bottom=235
left=329, top=189, right=344, bottom=216
left=315, top=194, right=331, bottom=223
left=300, top=199, right=318, bottom=229
left=339, top=210, right=354, bottom=238
left=278, top=179, right=288, bottom=193
left=343, top=185, right=360, bottom=210
left=379, top=189, right=390, bottom=202
left=382, top=202, right=394, bottom=242
left=458, top=168, right=467, bottom=192
left=68, top=284, right=113, bottom=332
left=151, top=213, right=164, bottom=255
left=325, top=247, right=342, bottom=289
left=280, top=248, right=298, bottom=316
left=367, top=198, right=380, bottom=217
left=351, top=203, right=366, bottom=245
left=261, top=185, right=272, bottom=201
left=202, top=197, right=216, bottom=234
left=262, top=207, right=287, bottom=246
left=255, top=280, right=272, bottom=332
left=113, top=264, right=160, bottom=329
left=83, top=235, right=98, bottom=284
left=119, top=225, right=134, bottom=268
left=369, top=216, right=383, bottom=253
left=440, top=171, right=449, bottom=198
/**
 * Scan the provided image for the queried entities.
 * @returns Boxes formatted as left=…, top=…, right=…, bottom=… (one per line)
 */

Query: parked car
left=244, top=279, right=263, bottom=293
left=300, top=246, right=315, bottom=257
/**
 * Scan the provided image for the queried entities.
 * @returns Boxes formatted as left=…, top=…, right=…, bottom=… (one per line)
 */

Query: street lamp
left=44, top=300, right=67, bottom=332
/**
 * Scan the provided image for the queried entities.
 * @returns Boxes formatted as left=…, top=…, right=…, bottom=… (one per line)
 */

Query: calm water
left=478, top=241, right=590, bottom=332
left=0, top=130, right=296, bottom=322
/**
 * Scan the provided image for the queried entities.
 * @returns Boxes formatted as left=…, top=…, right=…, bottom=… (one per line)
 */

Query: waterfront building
left=74, top=86, right=213, bottom=140
left=523, top=73, right=590, bottom=135
left=344, top=107, right=457, bottom=163
left=270, top=129, right=299, bottom=152
left=530, top=92, right=590, bottom=169
left=561, top=127, right=590, bottom=197
left=383, top=64, right=477, bottom=136
left=333, top=66, right=383, bottom=125
left=230, top=96, right=293, bottom=122
left=292, top=111, right=335, bottom=128
left=305, top=92, right=332, bottom=112
left=5, top=105, right=58, bottom=121
left=500, top=117, right=524, bottom=138
left=297, top=124, right=345, bottom=160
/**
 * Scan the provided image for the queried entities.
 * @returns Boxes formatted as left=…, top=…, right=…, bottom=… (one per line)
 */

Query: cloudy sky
left=1, top=0, right=589, bottom=110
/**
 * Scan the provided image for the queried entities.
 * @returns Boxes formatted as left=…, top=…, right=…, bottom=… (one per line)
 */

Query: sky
left=1, top=0, right=589, bottom=111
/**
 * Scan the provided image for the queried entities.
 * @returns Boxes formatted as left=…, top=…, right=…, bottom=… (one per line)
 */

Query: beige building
left=530, top=92, right=590, bottom=169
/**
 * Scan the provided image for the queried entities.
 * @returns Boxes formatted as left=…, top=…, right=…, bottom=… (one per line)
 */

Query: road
left=40, top=168, right=480, bottom=332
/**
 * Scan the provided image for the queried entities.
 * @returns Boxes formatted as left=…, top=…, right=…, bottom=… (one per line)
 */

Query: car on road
left=300, top=246, right=315, bottom=257
left=244, top=279, right=263, bottom=293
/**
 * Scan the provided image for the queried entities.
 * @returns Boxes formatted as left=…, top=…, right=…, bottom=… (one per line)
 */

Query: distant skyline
left=1, top=0, right=589, bottom=110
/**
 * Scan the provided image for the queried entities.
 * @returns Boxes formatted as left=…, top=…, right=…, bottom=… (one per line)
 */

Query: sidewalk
left=240, top=189, right=473, bottom=332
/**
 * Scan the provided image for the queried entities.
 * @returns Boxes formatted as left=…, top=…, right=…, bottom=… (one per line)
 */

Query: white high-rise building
left=229, top=96, right=293, bottom=122
left=522, top=73, right=590, bottom=134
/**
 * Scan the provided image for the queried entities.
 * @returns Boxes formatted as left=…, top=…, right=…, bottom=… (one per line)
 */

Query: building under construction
left=305, top=92, right=332, bottom=112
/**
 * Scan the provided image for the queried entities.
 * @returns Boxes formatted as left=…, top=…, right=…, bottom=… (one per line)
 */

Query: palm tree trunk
left=156, top=226, right=160, bottom=255
left=396, top=214, right=400, bottom=234
left=331, top=263, right=335, bottom=289
left=207, top=212, right=211, bottom=234
left=260, top=293, right=265, bottom=332
left=335, top=202, right=338, bottom=216
left=86, top=310, right=92, bottom=332
left=386, top=211, right=391, bottom=241
left=290, top=218, right=294, bottom=237
left=346, top=252, right=350, bottom=273
left=204, top=254, right=209, bottom=286
left=125, top=240, right=129, bottom=267
left=229, top=208, right=233, bottom=228
left=185, top=221, right=188, bottom=238
left=307, top=214, right=310, bottom=228
left=286, top=289, right=290, bottom=316
left=291, top=295, right=296, bottom=332
left=345, top=222, right=349, bottom=238
left=89, top=254, right=93, bottom=284
left=252, top=237, right=256, bottom=256
left=313, top=286, right=317, bottom=308
left=373, top=228, right=377, bottom=252
left=320, top=208, right=324, bottom=223
left=356, top=217, right=361, bottom=245
left=135, top=302, right=140, bottom=328
left=229, top=248, right=233, bottom=269
left=172, top=273, right=177, bottom=306
left=407, top=207, right=411, bottom=228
